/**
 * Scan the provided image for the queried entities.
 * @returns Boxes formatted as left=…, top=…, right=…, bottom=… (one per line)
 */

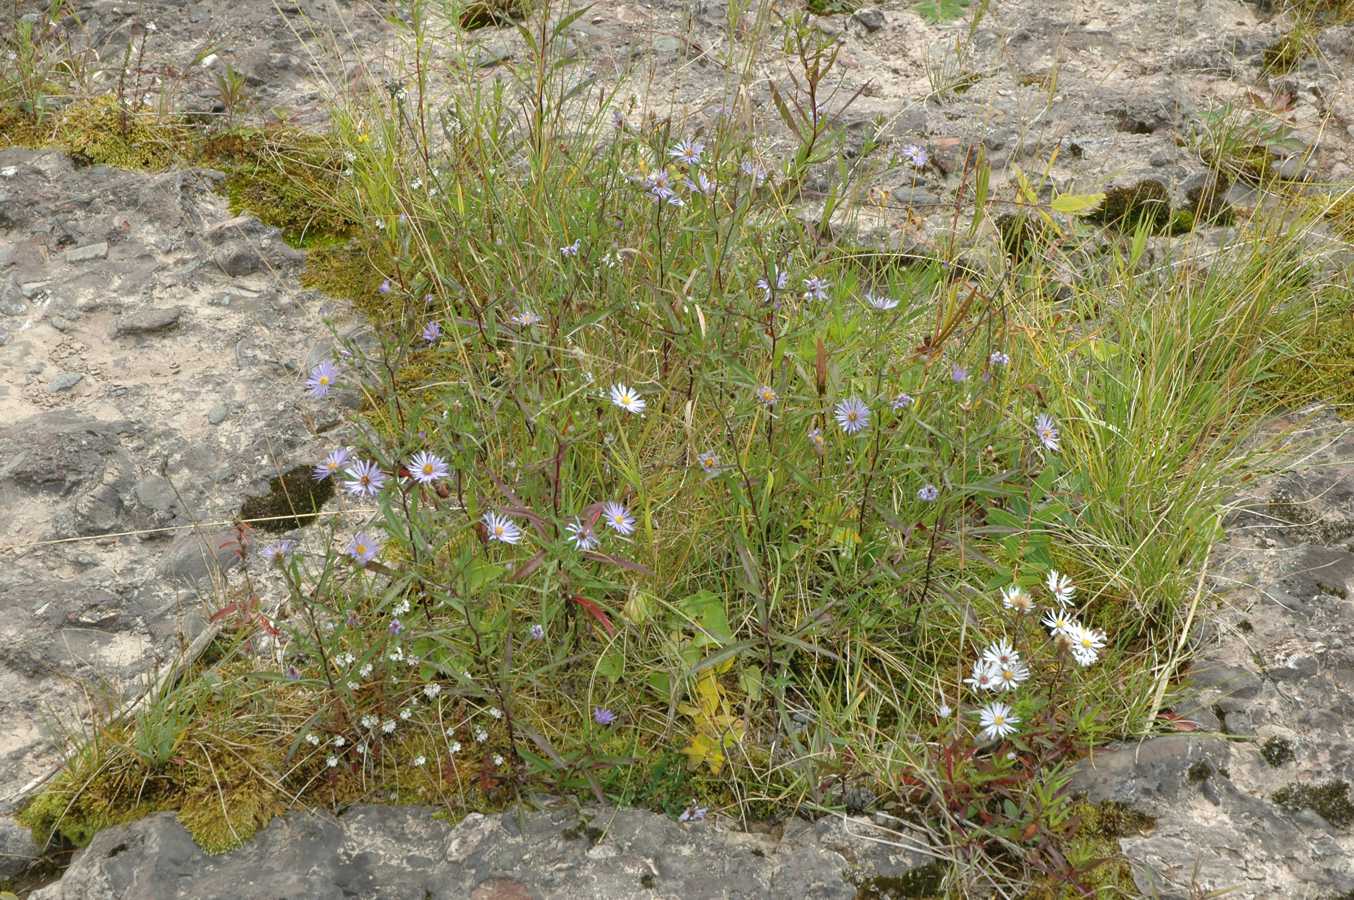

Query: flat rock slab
left=0, top=148, right=354, bottom=831
left=29, top=804, right=935, bottom=899
left=1072, top=415, right=1354, bottom=899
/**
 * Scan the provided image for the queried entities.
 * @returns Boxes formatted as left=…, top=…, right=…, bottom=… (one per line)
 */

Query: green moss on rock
left=1273, top=780, right=1354, bottom=828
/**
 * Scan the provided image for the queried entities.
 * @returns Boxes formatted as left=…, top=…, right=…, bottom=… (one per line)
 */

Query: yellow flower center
left=356, top=544, right=367, bottom=555
left=422, top=465, right=434, bottom=475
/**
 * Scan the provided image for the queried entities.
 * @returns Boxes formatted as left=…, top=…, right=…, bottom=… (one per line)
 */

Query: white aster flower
left=976, top=701, right=1020, bottom=741
left=964, top=659, right=1001, bottom=692
left=1046, top=570, right=1076, bottom=606
left=1001, top=584, right=1035, bottom=614
left=609, top=383, right=645, bottom=414
left=482, top=511, right=523, bottom=545
left=1035, top=413, right=1060, bottom=452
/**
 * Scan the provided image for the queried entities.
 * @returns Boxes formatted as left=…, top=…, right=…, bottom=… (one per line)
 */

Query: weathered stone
left=47, top=372, right=84, bottom=392
left=112, top=307, right=182, bottom=337
left=63, top=241, right=109, bottom=263
left=30, top=805, right=935, bottom=900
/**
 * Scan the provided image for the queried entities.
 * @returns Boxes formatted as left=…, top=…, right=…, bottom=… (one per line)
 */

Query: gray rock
left=113, top=307, right=183, bottom=337
left=216, top=248, right=261, bottom=278
left=852, top=7, right=885, bottom=31
left=30, top=805, right=935, bottom=900
left=64, top=241, right=109, bottom=263
left=48, top=372, right=84, bottom=392
left=207, top=402, right=230, bottom=425
left=0, top=815, right=41, bottom=880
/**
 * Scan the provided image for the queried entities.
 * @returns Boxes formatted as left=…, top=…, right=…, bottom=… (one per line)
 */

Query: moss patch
left=1273, top=780, right=1354, bottom=828
left=1260, top=736, right=1296, bottom=767
left=238, top=464, right=335, bottom=533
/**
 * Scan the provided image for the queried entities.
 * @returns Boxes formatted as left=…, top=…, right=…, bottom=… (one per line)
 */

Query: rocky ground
left=5, top=0, right=1354, bottom=894
left=26, top=803, right=937, bottom=899
left=0, top=148, right=359, bottom=880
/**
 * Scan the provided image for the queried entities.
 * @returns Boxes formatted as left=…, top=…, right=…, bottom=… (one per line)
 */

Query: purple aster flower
left=529, top=623, right=545, bottom=640
left=917, top=484, right=939, bottom=502
left=408, top=451, right=449, bottom=485
left=389, top=617, right=403, bottom=635
left=260, top=539, right=297, bottom=564
left=679, top=803, right=708, bottom=823
left=314, top=447, right=351, bottom=481
left=684, top=172, right=717, bottom=196
left=892, top=393, right=914, bottom=411
left=305, top=360, right=339, bottom=398
left=343, top=459, right=387, bottom=498
left=865, top=291, right=899, bottom=311
left=565, top=518, right=599, bottom=551
left=1035, top=413, right=1060, bottom=452
left=902, top=144, right=928, bottom=168
left=378, top=279, right=392, bottom=294
left=802, top=276, right=830, bottom=303
left=740, top=159, right=767, bottom=185
left=696, top=450, right=721, bottom=478
left=602, top=501, right=635, bottom=536
left=668, top=139, right=705, bottom=166
left=950, top=364, right=968, bottom=383
left=422, top=320, right=441, bottom=343
left=989, top=350, right=1009, bottom=366
left=834, top=397, right=870, bottom=435
left=347, top=531, right=382, bottom=564
left=561, top=239, right=581, bottom=257
left=593, top=707, right=616, bottom=725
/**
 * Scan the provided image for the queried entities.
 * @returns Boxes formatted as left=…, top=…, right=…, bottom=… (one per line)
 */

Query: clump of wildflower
left=834, top=398, right=870, bottom=435
left=326, top=755, right=338, bottom=767
left=976, top=701, right=1019, bottom=741
left=305, top=733, right=320, bottom=746
left=756, top=385, right=778, bottom=406
left=413, top=755, right=426, bottom=767
left=389, top=618, right=402, bottom=636
left=344, top=459, right=386, bottom=498
left=989, top=350, right=1009, bottom=366
left=305, top=360, right=339, bottom=398
left=594, top=707, right=617, bottom=725
left=1001, top=584, right=1035, bottom=614
left=902, top=143, right=928, bottom=168
left=492, top=753, right=505, bottom=767
left=561, top=239, right=581, bottom=257
left=757, top=267, right=789, bottom=302
left=260, top=539, right=296, bottom=564
left=802, top=276, right=830, bottom=302
left=565, top=518, right=599, bottom=551
left=892, top=393, right=914, bottom=410
left=422, top=320, right=441, bottom=343
left=609, top=383, right=645, bottom=414
left=602, top=501, right=636, bottom=536
left=965, top=659, right=1000, bottom=692
left=482, top=511, right=523, bottom=545
left=917, top=483, right=939, bottom=502
left=740, top=159, right=767, bottom=185
left=409, top=451, right=449, bottom=485
left=378, top=279, right=392, bottom=294
left=424, top=683, right=442, bottom=699
left=529, top=623, right=545, bottom=640
left=474, top=727, right=488, bottom=742
left=382, top=719, right=396, bottom=734
left=347, top=531, right=381, bottom=564
left=1035, top=413, right=1060, bottom=452
left=1046, top=570, right=1076, bottom=606
left=950, top=364, right=968, bottom=383
left=313, top=447, right=351, bottom=481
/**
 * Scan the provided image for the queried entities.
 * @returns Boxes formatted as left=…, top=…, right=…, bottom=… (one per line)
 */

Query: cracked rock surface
left=0, top=148, right=353, bottom=875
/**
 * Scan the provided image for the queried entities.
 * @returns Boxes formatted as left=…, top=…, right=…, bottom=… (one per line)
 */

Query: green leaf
left=913, top=0, right=970, bottom=23
left=1049, top=192, right=1106, bottom=215
left=597, top=644, right=624, bottom=681
left=678, top=590, right=733, bottom=645
left=463, top=558, right=505, bottom=594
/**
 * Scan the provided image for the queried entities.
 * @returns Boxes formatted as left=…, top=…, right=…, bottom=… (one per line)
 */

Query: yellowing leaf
left=1050, top=192, right=1106, bottom=216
